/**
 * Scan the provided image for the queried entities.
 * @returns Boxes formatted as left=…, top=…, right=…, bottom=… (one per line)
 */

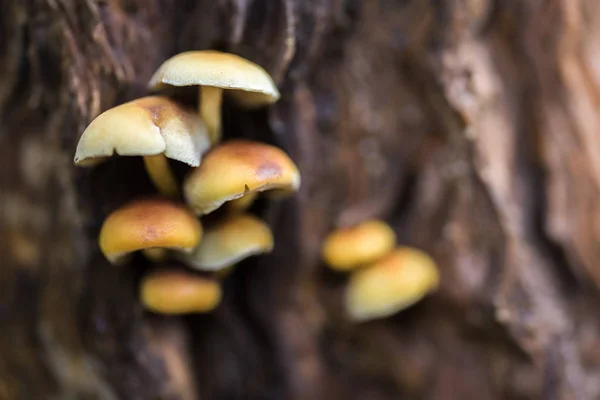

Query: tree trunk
left=2, top=0, right=600, bottom=399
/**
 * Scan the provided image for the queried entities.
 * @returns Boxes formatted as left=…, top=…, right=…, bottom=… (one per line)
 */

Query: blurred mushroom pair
left=322, top=220, right=440, bottom=322
left=73, top=51, right=301, bottom=315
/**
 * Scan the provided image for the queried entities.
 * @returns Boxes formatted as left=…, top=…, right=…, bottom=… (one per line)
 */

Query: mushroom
left=74, top=96, right=210, bottom=197
left=322, top=220, right=396, bottom=271
left=345, top=247, right=440, bottom=322
left=183, top=140, right=300, bottom=215
left=140, top=269, right=221, bottom=315
left=181, top=213, right=273, bottom=272
left=98, top=198, right=202, bottom=264
left=149, top=50, right=280, bottom=144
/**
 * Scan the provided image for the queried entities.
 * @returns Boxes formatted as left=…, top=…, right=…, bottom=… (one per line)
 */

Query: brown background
left=1, top=1, right=600, bottom=399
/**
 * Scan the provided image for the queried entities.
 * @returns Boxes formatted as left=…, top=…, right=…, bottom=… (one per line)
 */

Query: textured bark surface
left=1, top=0, right=600, bottom=399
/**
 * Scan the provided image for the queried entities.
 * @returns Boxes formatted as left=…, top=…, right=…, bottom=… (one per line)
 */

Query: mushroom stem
left=215, top=265, right=235, bottom=280
left=143, top=154, right=179, bottom=197
left=199, top=86, right=223, bottom=144
left=227, top=192, right=258, bottom=213
left=143, top=248, right=168, bottom=262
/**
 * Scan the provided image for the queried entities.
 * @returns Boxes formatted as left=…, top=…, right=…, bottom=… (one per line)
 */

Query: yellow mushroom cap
left=148, top=51, right=280, bottom=108
left=140, top=269, right=221, bottom=314
left=183, top=140, right=301, bottom=215
left=322, top=220, right=396, bottom=271
left=74, top=96, right=210, bottom=166
left=99, top=198, right=202, bottom=264
left=182, top=214, right=274, bottom=271
left=345, top=247, right=440, bottom=322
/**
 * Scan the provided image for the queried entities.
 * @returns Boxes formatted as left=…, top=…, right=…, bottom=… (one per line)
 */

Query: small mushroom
left=181, top=213, right=273, bottom=272
left=98, top=198, right=202, bottom=264
left=345, top=247, right=440, bottom=322
left=149, top=50, right=280, bottom=143
left=183, top=140, right=300, bottom=215
left=322, top=220, right=396, bottom=271
left=74, top=96, right=210, bottom=196
left=140, top=269, right=221, bottom=314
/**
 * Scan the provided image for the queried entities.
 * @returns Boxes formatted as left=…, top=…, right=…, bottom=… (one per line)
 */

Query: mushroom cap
left=322, top=220, right=396, bottom=271
left=182, top=214, right=274, bottom=271
left=148, top=50, right=280, bottom=108
left=74, top=96, right=210, bottom=166
left=99, top=198, right=202, bottom=264
left=345, top=247, right=440, bottom=322
left=183, top=140, right=301, bottom=215
left=140, top=269, right=221, bottom=314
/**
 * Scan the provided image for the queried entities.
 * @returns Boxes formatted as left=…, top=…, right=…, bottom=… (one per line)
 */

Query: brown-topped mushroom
left=183, top=140, right=300, bottom=215
left=74, top=96, right=210, bottom=196
left=322, top=220, right=396, bottom=271
left=98, top=198, right=202, bottom=264
left=181, top=213, right=274, bottom=272
left=140, top=269, right=221, bottom=315
left=149, top=50, right=280, bottom=143
left=345, top=247, right=440, bottom=322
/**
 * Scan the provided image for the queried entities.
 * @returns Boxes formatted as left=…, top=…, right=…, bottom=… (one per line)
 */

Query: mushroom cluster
left=322, top=220, right=440, bottom=322
left=74, top=51, right=300, bottom=315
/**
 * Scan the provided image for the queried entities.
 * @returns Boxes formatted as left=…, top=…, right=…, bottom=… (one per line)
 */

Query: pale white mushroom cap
left=148, top=50, right=280, bottom=108
left=74, top=96, right=210, bottom=166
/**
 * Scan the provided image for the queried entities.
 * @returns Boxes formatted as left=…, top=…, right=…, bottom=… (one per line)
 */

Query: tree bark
left=1, top=0, right=600, bottom=399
